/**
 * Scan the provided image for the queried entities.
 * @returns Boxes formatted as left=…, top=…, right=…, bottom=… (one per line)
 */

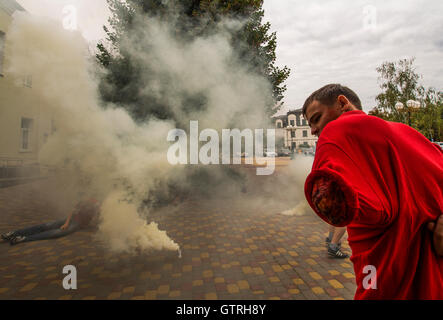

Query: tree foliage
left=96, top=0, right=290, bottom=122
left=373, top=58, right=443, bottom=141
left=415, top=88, right=443, bottom=142
left=95, top=0, right=292, bottom=206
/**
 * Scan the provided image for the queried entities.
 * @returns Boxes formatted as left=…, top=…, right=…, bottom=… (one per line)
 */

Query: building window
left=303, top=130, right=308, bottom=137
left=291, top=131, right=295, bottom=138
left=290, top=120, right=295, bottom=126
left=277, top=121, right=282, bottom=128
left=20, top=118, right=33, bottom=151
left=302, top=119, right=307, bottom=126
left=0, top=31, right=5, bottom=76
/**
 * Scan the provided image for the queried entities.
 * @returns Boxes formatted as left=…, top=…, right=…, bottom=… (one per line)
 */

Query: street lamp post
left=395, top=100, right=421, bottom=127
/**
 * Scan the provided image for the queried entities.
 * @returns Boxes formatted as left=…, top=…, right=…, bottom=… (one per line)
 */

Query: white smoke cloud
left=6, top=11, right=179, bottom=254
left=4, top=9, right=281, bottom=255
left=279, top=156, right=314, bottom=216
left=99, top=191, right=179, bottom=253
left=117, top=14, right=272, bottom=130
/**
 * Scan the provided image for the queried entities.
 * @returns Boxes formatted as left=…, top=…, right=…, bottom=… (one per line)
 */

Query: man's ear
left=337, top=95, right=353, bottom=112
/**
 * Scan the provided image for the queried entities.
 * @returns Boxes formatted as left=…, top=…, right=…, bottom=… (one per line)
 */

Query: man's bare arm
left=60, top=210, right=75, bottom=230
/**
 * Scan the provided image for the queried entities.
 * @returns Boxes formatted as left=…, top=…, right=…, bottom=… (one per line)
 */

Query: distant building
left=0, top=0, right=54, bottom=183
left=273, top=108, right=317, bottom=151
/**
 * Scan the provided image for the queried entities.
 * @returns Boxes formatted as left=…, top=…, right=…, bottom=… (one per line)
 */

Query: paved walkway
left=0, top=165, right=356, bottom=300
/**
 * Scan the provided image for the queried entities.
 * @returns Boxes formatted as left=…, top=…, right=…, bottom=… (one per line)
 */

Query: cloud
left=14, top=0, right=443, bottom=111
left=264, top=0, right=443, bottom=112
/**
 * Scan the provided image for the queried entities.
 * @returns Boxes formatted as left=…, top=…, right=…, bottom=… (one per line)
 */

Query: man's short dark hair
left=302, top=84, right=363, bottom=115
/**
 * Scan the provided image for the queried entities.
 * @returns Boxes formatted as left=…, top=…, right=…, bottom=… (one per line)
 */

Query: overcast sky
left=16, top=0, right=443, bottom=113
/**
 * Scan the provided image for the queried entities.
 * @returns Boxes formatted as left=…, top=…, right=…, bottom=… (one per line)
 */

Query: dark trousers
left=12, top=219, right=80, bottom=242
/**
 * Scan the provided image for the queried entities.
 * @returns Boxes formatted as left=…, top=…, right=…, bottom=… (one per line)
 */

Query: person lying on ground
left=1, top=198, right=100, bottom=245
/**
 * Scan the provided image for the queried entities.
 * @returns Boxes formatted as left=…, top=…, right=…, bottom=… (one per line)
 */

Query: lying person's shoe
left=328, top=246, right=349, bottom=259
left=1, top=232, right=15, bottom=241
left=10, top=236, right=26, bottom=246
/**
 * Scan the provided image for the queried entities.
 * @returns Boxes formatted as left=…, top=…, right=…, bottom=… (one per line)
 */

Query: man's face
left=305, top=100, right=342, bottom=137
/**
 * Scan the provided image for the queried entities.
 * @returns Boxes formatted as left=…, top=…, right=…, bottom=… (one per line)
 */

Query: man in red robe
left=303, top=84, right=443, bottom=299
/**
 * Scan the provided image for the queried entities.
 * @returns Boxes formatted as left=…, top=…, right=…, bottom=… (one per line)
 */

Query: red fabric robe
left=304, top=110, right=443, bottom=300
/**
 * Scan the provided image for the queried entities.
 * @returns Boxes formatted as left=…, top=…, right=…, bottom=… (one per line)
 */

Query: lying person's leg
left=2, top=219, right=66, bottom=241
left=10, top=222, right=79, bottom=245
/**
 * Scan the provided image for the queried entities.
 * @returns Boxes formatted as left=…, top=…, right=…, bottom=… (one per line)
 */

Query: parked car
left=300, top=147, right=315, bottom=156
left=278, top=148, right=291, bottom=157
left=264, top=150, right=278, bottom=157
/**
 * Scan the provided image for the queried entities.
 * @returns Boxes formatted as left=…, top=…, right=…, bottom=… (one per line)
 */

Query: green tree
left=415, top=88, right=443, bottom=142
left=95, top=0, right=292, bottom=207
left=96, top=0, right=290, bottom=122
left=375, top=58, right=443, bottom=141
left=375, top=58, right=423, bottom=122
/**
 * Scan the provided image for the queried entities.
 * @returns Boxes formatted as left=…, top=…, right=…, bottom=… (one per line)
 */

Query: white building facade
left=273, top=109, right=317, bottom=150
left=0, top=0, right=54, bottom=182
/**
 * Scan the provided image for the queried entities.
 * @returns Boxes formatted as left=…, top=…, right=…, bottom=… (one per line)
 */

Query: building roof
left=0, top=0, right=25, bottom=16
left=287, top=108, right=303, bottom=116
left=272, top=107, right=304, bottom=119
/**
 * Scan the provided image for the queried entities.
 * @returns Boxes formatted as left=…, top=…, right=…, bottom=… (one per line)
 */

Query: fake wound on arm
left=304, top=143, right=388, bottom=228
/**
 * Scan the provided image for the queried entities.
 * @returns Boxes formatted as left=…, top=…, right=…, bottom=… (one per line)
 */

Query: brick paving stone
left=0, top=176, right=356, bottom=300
